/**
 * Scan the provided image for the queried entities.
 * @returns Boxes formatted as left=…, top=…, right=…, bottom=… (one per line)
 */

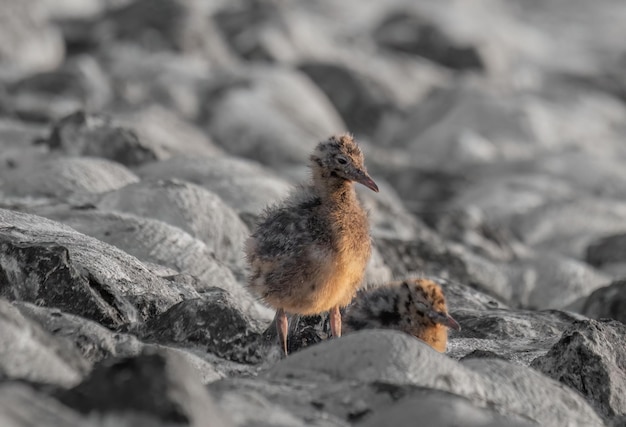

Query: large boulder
left=0, top=208, right=198, bottom=328
left=200, top=66, right=346, bottom=168
left=268, top=330, right=604, bottom=426
left=94, top=179, right=249, bottom=272
left=136, top=155, right=290, bottom=214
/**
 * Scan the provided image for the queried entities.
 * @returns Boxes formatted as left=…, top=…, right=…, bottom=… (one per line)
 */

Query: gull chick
left=245, top=134, right=378, bottom=355
left=344, top=278, right=460, bottom=352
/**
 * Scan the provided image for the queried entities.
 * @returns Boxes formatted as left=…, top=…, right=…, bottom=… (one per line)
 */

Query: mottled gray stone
left=136, top=155, right=290, bottom=214
left=581, top=279, right=626, bottom=324
left=56, top=349, right=234, bottom=427
left=532, top=319, right=626, bottom=421
left=0, top=299, right=88, bottom=386
left=0, top=208, right=197, bottom=327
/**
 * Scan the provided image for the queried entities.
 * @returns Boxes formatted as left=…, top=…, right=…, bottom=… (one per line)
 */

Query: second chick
left=343, top=278, right=460, bottom=352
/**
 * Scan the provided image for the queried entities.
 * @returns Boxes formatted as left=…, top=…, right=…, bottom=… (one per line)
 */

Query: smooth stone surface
left=1, top=156, right=139, bottom=198
left=136, top=155, right=291, bottom=214
left=94, top=179, right=249, bottom=272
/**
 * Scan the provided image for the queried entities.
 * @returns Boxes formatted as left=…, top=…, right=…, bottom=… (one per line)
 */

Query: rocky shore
left=1, top=0, right=626, bottom=426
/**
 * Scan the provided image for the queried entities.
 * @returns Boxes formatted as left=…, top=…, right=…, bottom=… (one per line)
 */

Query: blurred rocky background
left=1, top=0, right=626, bottom=426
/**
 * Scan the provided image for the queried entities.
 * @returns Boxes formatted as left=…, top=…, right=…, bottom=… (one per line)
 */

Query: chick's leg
left=276, top=308, right=289, bottom=355
left=329, top=305, right=342, bottom=338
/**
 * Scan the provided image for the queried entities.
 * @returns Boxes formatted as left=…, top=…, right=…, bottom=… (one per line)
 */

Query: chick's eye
left=337, top=157, right=348, bottom=165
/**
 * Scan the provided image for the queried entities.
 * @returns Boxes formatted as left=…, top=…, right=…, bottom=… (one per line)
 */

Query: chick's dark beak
left=356, top=170, right=379, bottom=192
left=429, top=311, right=461, bottom=331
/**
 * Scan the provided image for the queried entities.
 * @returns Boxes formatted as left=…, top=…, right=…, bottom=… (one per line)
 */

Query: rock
left=511, top=197, right=626, bottom=260
left=102, top=0, right=235, bottom=64
left=136, top=155, right=290, bottom=214
left=448, top=307, right=582, bottom=365
left=114, top=106, right=223, bottom=159
left=14, top=302, right=142, bottom=365
left=360, top=390, right=534, bottom=427
left=374, top=236, right=513, bottom=304
left=511, top=252, right=610, bottom=309
left=47, top=108, right=221, bottom=166
left=581, top=279, right=626, bottom=324
left=211, top=376, right=532, bottom=427
left=102, top=44, right=213, bottom=118
left=94, top=179, right=249, bottom=272
left=356, top=180, right=426, bottom=241
left=7, top=56, right=111, bottom=122
left=532, top=319, right=626, bottom=421
left=0, top=208, right=197, bottom=328
left=386, top=85, right=536, bottom=171
left=586, top=233, right=626, bottom=276
left=56, top=349, right=234, bottom=427
left=140, top=288, right=265, bottom=364
left=0, top=155, right=139, bottom=198
left=299, top=61, right=399, bottom=137
left=423, top=205, right=525, bottom=263
left=0, top=0, right=65, bottom=79
left=31, top=207, right=257, bottom=315
left=0, top=382, right=91, bottom=427
left=46, top=111, right=156, bottom=166
left=269, top=329, right=604, bottom=426
left=0, top=299, right=88, bottom=387
left=462, top=357, right=604, bottom=427
left=373, top=11, right=484, bottom=71
left=200, top=66, right=346, bottom=167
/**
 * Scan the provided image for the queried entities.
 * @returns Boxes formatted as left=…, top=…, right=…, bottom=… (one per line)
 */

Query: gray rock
left=373, top=11, right=484, bottom=71
left=14, top=302, right=142, bottom=365
left=0, top=382, right=92, bottom=427
left=511, top=197, right=626, bottom=260
left=0, top=299, right=88, bottom=386
left=0, top=155, right=139, bottom=198
left=102, top=44, right=213, bottom=118
left=462, top=357, right=604, bottom=427
left=140, top=288, right=265, bottom=364
left=581, top=279, right=626, bottom=324
left=114, top=106, right=223, bottom=159
left=8, top=56, right=111, bottom=122
left=511, top=252, right=610, bottom=309
left=586, top=234, right=626, bottom=276
left=0, top=0, right=64, bottom=79
left=102, top=0, right=235, bottom=65
left=360, top=390, right=533, bottom=427
left=449, top=307, right=582, bottom=365
left=46, top=111, right=155, bottom=166
left=136, top=155, right=290, bottom=214
left=211, top=376, right=532, bottom=427
left=374, top=236, right=511, bottom=304
left=0, top=208, right=197, bottom=327
left=269, top=329, right=604, bottom=426
left=299, top=61, right=399, bottom=137
left=532, top=319, right=626, bottom=421
left=31, top=207, right=261, bottom=316
left=56, top=349, right=234, bottom=427
left=94, top=179, right=249, bottom=272
left=201, top=66, right=346, bottom=168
